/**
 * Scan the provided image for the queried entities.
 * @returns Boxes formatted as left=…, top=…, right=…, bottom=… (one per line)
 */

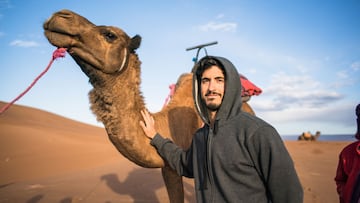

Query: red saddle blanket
left=240, top=74, right=262, bottom=97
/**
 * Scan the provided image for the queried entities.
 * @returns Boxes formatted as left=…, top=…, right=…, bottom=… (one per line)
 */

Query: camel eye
left=102, top=30, right=118, bottom=42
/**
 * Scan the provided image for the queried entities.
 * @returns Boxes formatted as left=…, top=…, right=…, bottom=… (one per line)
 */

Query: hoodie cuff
left=150, top=133, right=163, bottom=146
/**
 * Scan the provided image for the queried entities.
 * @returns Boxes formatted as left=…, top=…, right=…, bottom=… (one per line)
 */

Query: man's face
left=200, top=65, right=225, bottom=111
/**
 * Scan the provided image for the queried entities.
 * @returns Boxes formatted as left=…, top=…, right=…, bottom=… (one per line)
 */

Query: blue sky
left=0, top=0, right=359, bottom=135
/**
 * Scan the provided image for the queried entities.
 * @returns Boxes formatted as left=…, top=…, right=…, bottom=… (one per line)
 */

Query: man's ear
left=129, top=35, right=141, bottom=53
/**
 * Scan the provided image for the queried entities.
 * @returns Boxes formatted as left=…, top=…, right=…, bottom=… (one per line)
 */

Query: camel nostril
left=58, top=13, right=71, bottom=19
left=57, top=10, right=74, bottom=19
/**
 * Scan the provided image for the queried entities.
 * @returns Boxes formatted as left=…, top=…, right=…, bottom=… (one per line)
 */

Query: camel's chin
left=71, top=54, right=111, bottom=76
left=72, top=55, right=96, bottom=71
left=72, top=55, right=120, bottom=75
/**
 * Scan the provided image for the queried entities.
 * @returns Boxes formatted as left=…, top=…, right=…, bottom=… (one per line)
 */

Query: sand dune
left=0, top=101, right=351, bottom=202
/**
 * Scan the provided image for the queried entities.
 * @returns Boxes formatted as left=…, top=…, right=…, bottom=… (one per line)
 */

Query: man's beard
left=206, top=102, right=220, bottom=111
left=203, top=91, right=222, bottom=111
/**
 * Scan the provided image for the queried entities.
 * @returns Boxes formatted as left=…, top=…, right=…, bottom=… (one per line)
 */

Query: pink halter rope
left=162, top=84, right=176, bottom=109
left=0, top=48, right=67, bottom=114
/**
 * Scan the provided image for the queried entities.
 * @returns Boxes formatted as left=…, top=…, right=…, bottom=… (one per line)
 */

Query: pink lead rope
left=0, top=48, right=67, bottom=115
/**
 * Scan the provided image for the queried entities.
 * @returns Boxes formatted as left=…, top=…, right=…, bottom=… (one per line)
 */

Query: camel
left=298, top=131, right=321, bottom=141
left=43, top=9, right=258, bottom=203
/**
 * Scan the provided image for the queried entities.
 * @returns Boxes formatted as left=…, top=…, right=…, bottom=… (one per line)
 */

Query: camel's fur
left=43, top=9, right=255, bottom=203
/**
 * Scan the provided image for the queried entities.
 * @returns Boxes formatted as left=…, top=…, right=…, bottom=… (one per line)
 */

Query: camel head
left=43, top=9, right=141, bottom=79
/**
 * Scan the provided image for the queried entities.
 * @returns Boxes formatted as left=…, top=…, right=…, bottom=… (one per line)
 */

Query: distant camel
left=44, top=9, right=260, bottom=203
left=298, top=131, right=321, bottom=141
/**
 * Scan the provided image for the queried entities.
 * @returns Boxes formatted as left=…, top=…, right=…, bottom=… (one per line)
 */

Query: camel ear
left=129, top=35, right=141, bottom=53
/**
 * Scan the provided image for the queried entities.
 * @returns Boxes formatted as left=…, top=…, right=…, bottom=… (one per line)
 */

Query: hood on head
left=192, top=56, right=242, bottom=125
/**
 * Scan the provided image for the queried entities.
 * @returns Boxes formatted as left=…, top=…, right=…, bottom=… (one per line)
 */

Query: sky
left=0, top=0, right=359, bottom=135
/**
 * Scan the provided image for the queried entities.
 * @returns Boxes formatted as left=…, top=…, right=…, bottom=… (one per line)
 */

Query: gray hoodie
left=151, top=56, right=303, bottom=202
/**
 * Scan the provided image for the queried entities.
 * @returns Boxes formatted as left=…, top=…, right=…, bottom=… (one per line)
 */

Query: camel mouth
left=43, top=16, right=80, bottom=50
left=66, top=47, right=75, bottom=55
left=44, top=29, right=77, bottom=50
left=44, top=35, right=114, bottom=76
left=44, top=26, right=74, bottom=37
left=43, top=18, right=61, bottom=34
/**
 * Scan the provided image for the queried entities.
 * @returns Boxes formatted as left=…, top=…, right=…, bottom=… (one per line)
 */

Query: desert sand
left=0, top=101, right=351, bottom=203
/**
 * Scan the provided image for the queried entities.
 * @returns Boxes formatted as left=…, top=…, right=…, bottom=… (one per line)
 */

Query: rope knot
left=53, top=48, right=67, bottom=60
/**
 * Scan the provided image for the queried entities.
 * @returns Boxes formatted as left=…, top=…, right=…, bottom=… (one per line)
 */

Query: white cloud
left=9, top=40, right=40, bottom=47
left=252, top=72, right=342, bottom=111
left=198, top=21, right=237, bottom=32
left=253, top=101, right=355, bottom=134
left=249, top=72, right=354, bottom=134
left=336, top=70, right=348, bottom=79
left=351, top=61, right=360, bottom=71
left=331, top=61, right=360, bottom=88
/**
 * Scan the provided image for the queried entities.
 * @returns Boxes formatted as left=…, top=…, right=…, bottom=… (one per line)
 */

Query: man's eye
left=201, top=78, right=210, bottom=83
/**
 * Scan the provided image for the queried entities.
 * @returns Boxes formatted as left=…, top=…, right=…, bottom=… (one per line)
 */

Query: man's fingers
left=141, top=109, right=154, bottom=125
left=140, top=109, right=157, bottom=139
left=139, top=120, right=146, bottom=129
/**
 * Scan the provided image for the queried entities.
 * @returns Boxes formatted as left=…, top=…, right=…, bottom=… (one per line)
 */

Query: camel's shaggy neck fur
left=87, top=54, right=165, bottom=167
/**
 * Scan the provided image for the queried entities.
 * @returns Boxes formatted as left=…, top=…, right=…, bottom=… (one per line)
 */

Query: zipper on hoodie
left=207, top=128, right=215, bottom=202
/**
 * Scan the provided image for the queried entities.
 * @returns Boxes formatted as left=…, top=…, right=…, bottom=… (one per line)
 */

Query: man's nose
left=208, top=80, right=217, bottom=91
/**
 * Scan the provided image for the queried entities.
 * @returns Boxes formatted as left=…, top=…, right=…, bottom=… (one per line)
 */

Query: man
left=140, top=56, right=303, bottom=202
left=335, top=103, right=360, bottom=203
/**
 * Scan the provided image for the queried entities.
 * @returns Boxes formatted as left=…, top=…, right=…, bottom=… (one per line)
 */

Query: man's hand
left=140, top=109, right=157, bottom=139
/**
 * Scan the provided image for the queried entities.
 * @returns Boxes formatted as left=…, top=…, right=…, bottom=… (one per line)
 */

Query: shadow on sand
left=101, top=168, right=195, bottom=203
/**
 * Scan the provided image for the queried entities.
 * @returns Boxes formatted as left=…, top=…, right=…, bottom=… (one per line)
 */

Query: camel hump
left=303, top=132, right=312, bottom=139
